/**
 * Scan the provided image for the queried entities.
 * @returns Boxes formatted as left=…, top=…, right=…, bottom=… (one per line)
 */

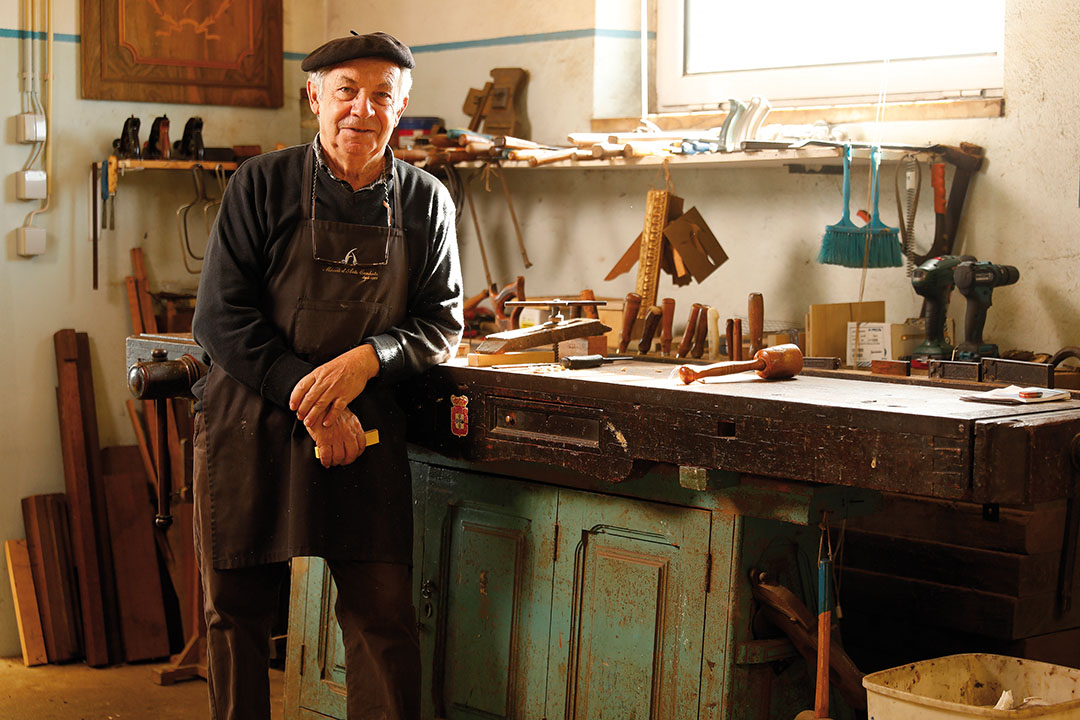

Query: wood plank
left=74, top=333, right=124, bottom=665
left=125, top=399, right=157, bottom=487
left=5, top=539, right=48, bottom=666
left=54, top=330, right=112, bottom=666
left=842, top=492, right=1067, bottom=554
left=842, top=528, right=1060, bottom=597
left=21, top=495, right=81, bottom=662
left=104, top=471, right=171, bottom=661
left=125, top=276, right=144, bottom=335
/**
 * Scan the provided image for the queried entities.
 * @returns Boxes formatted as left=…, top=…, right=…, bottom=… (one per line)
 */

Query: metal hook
left=177, top=167, right=204, bottom=274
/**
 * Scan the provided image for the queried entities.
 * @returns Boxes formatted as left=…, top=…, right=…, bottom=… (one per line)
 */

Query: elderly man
left=191, top=31, right=463, bottom=720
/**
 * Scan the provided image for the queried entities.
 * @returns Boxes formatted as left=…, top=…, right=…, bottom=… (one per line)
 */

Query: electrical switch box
left=16, top=227, right=46, bottom=257
left=15, top=113, right=47, bottom=143
left=16, top=170, right=47, bottom=200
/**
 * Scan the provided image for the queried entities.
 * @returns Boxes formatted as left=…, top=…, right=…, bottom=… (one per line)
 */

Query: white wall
left=1, top=0, right=1077, bottom=659
left=0, top=0, right=319, bottom=657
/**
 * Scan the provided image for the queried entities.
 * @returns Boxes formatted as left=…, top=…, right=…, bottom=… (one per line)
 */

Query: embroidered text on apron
left=199, top=146, right=412, bottom=569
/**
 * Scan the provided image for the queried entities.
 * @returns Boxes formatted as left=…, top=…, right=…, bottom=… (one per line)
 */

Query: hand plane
left=475, top=299, right=608, bottom=354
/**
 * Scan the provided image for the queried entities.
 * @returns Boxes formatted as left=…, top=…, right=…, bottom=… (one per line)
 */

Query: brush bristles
left=818, top=226, right=904, bottom=268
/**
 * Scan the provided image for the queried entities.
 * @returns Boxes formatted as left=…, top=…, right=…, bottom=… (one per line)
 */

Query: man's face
left=308, top=58, right=409, bottom=171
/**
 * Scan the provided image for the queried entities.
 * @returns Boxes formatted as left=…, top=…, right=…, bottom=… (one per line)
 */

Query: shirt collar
left=312, top=133, right=392, bottom=190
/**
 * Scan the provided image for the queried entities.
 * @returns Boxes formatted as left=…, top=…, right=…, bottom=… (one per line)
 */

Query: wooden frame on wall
left=81, top=0, right=283, bottom=108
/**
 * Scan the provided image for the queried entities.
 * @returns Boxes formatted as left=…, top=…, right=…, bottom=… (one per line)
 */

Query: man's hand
left=290, top=344, right=380, bottom=429
left=307, top=407, right=367, bottom=468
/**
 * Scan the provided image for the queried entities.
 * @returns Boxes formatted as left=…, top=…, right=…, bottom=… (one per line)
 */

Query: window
left=656, top=0, right=1004, bottom=111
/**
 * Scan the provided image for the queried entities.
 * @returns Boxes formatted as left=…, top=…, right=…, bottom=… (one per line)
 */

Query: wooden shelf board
left=116, top=159, right=238, bottom=171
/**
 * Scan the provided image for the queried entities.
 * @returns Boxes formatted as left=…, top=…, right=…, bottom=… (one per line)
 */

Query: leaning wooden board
left=5, top=539, right=48, bottom=666
left=405, top=358, right=1080, bottom=504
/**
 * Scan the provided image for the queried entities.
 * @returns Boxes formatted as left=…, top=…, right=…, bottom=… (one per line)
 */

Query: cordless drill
left=953, top=261, right=1020, bottom=359
left=911, top=255, right=975, bottom=359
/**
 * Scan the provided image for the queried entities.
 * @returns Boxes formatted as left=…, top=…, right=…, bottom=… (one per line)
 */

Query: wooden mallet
left=677, top=343, right=803, bottom=384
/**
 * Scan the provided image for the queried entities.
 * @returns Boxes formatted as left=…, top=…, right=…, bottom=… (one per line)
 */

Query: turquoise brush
left=818, top=145, right=904, bottom=268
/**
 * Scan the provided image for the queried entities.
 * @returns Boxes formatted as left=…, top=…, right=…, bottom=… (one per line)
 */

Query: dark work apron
left=199, top=147, right=411, bottom=570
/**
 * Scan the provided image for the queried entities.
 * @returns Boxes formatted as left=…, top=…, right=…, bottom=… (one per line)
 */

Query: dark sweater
left=192, top=143, right=463, bottom=408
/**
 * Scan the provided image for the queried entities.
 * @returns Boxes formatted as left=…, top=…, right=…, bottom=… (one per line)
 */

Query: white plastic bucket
left=863, top=653, right=1080, bottom=719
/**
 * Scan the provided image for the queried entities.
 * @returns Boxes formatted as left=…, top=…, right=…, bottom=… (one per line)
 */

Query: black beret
left=301, top=31, right=415, bottom=72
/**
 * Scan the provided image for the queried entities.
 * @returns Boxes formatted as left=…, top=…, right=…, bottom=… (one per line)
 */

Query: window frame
left=655, top=0, right=1005, bottom=112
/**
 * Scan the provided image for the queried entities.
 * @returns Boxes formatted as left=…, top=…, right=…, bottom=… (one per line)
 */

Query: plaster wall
left=0, top=0, right=318, bottom=657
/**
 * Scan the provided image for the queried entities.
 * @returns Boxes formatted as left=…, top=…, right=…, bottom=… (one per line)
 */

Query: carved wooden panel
left=81, top=0, right=283, bottom=107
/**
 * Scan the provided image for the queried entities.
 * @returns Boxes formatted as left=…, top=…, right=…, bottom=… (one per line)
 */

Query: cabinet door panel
left=549, top=493, right=711, bottom=720
left=297, top=557, right=348, bottom=718
left=423, top=467, right=558, bottom=720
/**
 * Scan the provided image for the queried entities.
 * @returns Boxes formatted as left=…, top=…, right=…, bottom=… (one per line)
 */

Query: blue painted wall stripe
left=411, top=28, right=654, bottom=54
left=0, top=27, right=652, bottom=57
left=0, top=28, right=79, bottom=42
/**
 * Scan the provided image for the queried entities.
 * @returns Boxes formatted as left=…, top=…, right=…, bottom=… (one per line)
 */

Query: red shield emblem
left=450, top=395, right=469, bottom=437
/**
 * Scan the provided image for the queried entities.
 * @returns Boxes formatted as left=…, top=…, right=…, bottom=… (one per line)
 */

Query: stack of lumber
left=5, top=329, right=173, bottom=666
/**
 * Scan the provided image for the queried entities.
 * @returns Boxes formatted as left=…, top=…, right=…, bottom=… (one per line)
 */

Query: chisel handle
left=675, top=303, right=703, bottom=359
left=638, top=305, right=663, bottom=354
left=726, top=318, right=735, bottom=360
left=660, top=298, right=675, bottom=355
left=748, top=292, right=764, bottom=355
left=732, top=318, right=743, bottom=361
left=690, top=306, right=710, bottom=359
left=619, top=292, right=642, bottom=354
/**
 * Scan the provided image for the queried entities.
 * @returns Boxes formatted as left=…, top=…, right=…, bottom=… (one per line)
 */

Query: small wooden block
left=871, top=359, right=911, bottom=376
left=468, top=350, right=556, bottom=367
left=929, top=360, right=981, bottom=381
left=556, top=335, right=607, bottom=358
left=803, top=357, right=842, bottom=370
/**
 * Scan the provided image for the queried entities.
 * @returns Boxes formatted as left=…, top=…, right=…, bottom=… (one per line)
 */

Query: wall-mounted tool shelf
left=115, top=159, right=239, bottom=172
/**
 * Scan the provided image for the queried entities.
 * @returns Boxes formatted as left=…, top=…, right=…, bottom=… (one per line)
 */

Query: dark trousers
left=193, top=417, right=420, bottom=720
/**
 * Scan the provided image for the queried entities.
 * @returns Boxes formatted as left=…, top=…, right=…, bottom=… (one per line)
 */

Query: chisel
left=315, top=429, right=380, bottom=459
left=559, top=355, right=631, bottom=370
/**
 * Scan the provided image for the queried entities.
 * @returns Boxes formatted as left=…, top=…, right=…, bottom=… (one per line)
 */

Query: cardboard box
left=806, top=301, right=885, bottom=361
left=846, top=320, right=955, bottom=367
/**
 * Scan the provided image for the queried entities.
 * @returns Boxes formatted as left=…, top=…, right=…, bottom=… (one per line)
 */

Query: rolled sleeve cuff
left=261, top=352, right=316, bottom=409
left=364, top=334, right=404, bottom=379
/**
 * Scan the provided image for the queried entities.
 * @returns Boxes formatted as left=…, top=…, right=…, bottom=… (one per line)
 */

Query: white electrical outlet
left=15, top=113, right=46, bottom=143
left=16, top=227, right=46, bottom=257
left=16, top=170, right=47, bottom=200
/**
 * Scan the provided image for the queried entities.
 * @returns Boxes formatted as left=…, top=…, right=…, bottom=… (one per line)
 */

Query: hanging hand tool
left=895, top=154, right=922, bottom=274
left=203, top=165, right=227, bottom=234
left=176, top=167, right=205, bottom=274
left=677, top=343, right=803, bottom=384
left=690, top=306, right=710, bottom=359
left=619, top=292, right=643, bottom=354
left=560, top=354, right=630, bottom=370
left=953, top=261, right=1020, bottom=360
left=660, top=298, right=675, bottom=356
left=748, top=293, right=764, bottom=355
left=462, top=174, right=496, bottom=293
left=675, top=303, right=702, bottom=359
left=492, top=163, right=531, bottom=268
left=638, top=305, right=663, bottom=354
left=912, top=144, right=985, bottom=264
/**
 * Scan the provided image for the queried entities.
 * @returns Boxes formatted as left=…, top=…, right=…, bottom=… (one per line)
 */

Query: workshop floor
left=0, top=657, right=285, bottom=720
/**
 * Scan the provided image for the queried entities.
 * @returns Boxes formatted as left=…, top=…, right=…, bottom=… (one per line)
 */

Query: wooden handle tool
left=580, top=289, right=599, bottom=319
left=315, top=429, right=380, bottom=458
left=690, top=305, right=710, bottom=359
left=748, top=292, right=764, bottom=355
left=675, top=303, right=702, bottom=359
left=707, top=307, right=721, bottom=361
left=726, top=318, right=735, bottom=360
left=638, top=305, right=663, bottom=354
left=677, top=343, right=803, bottom=384
left=732, top=318, right=744, bottom=361
left=660, top=298, right=675, bottom=355
left=619, top=292, right=642, bottom=354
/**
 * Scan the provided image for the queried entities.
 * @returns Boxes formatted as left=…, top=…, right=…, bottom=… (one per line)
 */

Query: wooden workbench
left=285, top=358, right=1080, bottom=720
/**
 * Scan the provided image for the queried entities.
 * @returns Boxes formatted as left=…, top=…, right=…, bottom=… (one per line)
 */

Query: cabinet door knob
left=420, top=579, right=436, bottom=599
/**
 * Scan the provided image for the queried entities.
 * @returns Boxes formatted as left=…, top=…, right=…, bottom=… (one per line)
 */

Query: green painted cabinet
left=286, top=460, right=716, bottom=719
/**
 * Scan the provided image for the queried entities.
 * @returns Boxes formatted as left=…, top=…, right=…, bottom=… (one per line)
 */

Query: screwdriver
left=559, top=354, right=631, bottom=370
